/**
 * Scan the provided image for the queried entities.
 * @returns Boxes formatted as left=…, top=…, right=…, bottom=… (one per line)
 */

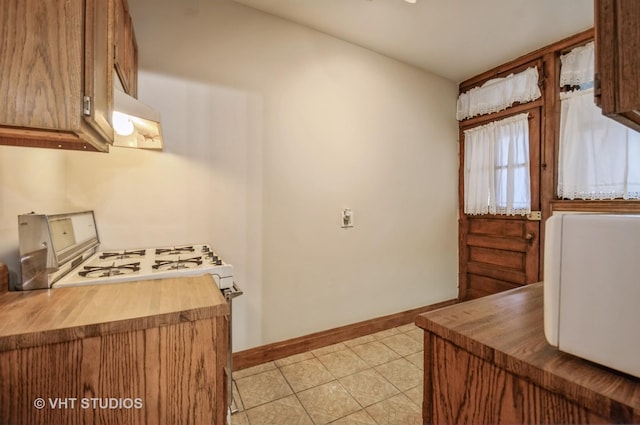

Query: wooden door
left=458, top=107, right=542, bottom=301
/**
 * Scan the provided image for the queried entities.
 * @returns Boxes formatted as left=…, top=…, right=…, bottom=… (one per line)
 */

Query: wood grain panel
left=468, top=218, right=525, bottom=238
left=466, top=234, right=528, bottom=251
left=427, top=334, right=610, bottom=424
left=467, top=274, right=520, bottom=296
left=595, top=0, right=640, bottom=131
left=466, top=262, right=526, bottom=285
left=416, top=284, right=640, bottom=424
left=0, top=263, right=7, bottom=292
left=0, top=0, right=83, bottom=129
left=614, top=0, right=640, bottom=113
left=0, top=318, right=226, bottom=424
left=469, top=246, right=524, bottom=269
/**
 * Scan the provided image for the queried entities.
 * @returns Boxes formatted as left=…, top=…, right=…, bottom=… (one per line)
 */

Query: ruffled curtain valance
left=559, top=41, right=594, bottom=87
left=456, top=67, right=541, bottom=121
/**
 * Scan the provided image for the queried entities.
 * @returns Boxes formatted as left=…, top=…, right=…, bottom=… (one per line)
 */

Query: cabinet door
left=83, top=0, right=114, bottom=143
left=595, top=0, right=640, bottom=132
left=114, top=0, right=138, bottom=97
left=0, top=0, right=83, bottom=130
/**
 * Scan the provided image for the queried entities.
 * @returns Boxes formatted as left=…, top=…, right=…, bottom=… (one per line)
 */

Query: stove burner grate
left=99, top=249, right=146, bottom=260
left=155, top=246, right=195, bottom=256
left=79, top=262, right=141, bottom=278
left=152, top=256, right=202, bottom=271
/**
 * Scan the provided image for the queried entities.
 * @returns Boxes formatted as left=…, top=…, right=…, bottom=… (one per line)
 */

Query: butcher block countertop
left=416, top=282, right=640, bottom=422
left=0, top=274, right=229, bottom=352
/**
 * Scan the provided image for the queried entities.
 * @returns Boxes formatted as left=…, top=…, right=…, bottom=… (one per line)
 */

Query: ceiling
left=232, top=0, right=594, bottom=82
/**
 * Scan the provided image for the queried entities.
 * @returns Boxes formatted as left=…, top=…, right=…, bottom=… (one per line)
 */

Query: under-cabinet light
left=112, top=88, right=164, bottom=150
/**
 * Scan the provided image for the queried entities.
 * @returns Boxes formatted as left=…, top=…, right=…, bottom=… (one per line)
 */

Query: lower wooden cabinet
left=416, top=284, right=640, bottom=425
left=423, top=334, right=609, bottom=424
left=0, top=0, right=139, bottom=152
left=0, top=316, right=228, bottom=424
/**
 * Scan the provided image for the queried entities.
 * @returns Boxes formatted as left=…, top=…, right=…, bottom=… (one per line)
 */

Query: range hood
left=113, top=87, right=164, bottom=149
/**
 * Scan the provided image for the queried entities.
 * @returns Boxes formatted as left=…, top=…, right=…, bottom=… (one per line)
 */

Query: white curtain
left=464, top=113, right=531, bottom=215
left=457, top=67, right=541, bottom=120
left=558, top=89, right=640, bottom=199
left=559, top=41, right=594, bottom=87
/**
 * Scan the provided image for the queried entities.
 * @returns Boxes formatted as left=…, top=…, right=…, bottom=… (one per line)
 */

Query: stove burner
left=99, top=249, right=146, bottom=260
left=79, top=262, right=141, bottom=278
left=152, top=256, right=203, bottom=271
left=155, top=246, right=195, bottom=256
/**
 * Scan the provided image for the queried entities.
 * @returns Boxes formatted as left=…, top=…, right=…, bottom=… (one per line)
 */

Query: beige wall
left=0, top=0, right=459, bottom=350
left=0, top=147, right=72, bottom=282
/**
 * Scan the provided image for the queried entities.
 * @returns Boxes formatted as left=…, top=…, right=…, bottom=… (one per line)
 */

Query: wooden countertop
left=416, top=282, right=640, bottom=422
left=0, top=274, right=229, bottom=352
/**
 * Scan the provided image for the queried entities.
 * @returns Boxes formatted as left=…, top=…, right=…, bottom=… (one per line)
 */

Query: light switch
left=341, top=208, right=353, bottom=228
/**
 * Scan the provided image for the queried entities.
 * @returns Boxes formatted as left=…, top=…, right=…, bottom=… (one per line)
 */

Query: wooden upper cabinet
left=0, top=0, right=138, bottom=152
left=114, top=0, right=138, bottom=97
left=594, top=0, right=640, bottom=132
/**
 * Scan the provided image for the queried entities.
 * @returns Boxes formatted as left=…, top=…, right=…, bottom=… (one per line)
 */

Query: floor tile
left=234, top=361, right=277, bottom=380
left=231, top=381, right=244, bottom=412
left=350, top=341, right=400, bottom=367
left=232, top=325, right=427, bottom=425
left=403, top=383, right=423, bottom=406
left=405, top=328, right=423, bottom=343
left=374, top=358, right=422, bottom=391
left=328, top=409, right=377, bottom=424
left=379, top=333, right=422, bottom=357
left=245, top=395, right=314, bottom=425
left=235, top=369, right=293, bottom=409
left=338, top=369, right=399, bottom=407
left=280, top=358, right=335, bottom=392
left=404, top=351, right=424, bottom=370
left=297, top=381, right=361, bottom=424
left=316, top=348, right=369, bottom=378
left=312, top=342, right=347, bottom=357
left=231, top=411, right=250, bottom=425
left=275, top=351, right=315, bottom=367
left=365, top=393, right=422, bottom=425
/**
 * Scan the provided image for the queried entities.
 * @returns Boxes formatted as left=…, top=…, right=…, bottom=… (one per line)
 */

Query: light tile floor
left=230, top=324, right=424, bottom=425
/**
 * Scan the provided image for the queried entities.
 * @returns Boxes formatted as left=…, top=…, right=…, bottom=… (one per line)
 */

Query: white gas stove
left=17, top=211, right=235, bottom=291
left=54, top=243, right=234, bottom=289
left=18, top=211, right=242, bottom=421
